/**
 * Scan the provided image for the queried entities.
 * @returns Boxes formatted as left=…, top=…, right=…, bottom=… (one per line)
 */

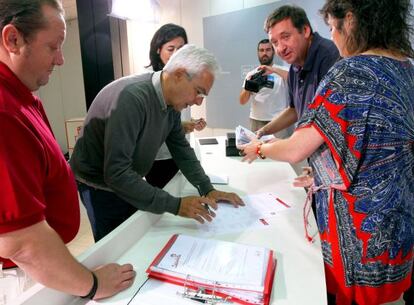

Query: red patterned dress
left=298, top=55, right=414, bottom=305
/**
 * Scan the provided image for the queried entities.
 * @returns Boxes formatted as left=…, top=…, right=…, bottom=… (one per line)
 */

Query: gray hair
left=163, top=44, right=220, bottom=78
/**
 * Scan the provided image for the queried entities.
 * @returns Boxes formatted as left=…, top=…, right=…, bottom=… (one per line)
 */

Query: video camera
left=244, top=69, right=274, bottom=93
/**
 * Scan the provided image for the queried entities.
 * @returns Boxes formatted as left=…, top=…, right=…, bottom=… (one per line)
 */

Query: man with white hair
left=70, top=45, right=243, bottom=241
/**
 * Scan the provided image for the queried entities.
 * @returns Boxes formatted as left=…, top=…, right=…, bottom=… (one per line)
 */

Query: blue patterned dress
left=297, top=55, right=414, bottom=305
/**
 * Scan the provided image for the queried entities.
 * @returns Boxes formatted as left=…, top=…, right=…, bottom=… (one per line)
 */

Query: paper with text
left=154, top=235, right=268, bottom=290
left=196, top=192, right=291, bottom=235
left=146, top=234, right=276, bottom=305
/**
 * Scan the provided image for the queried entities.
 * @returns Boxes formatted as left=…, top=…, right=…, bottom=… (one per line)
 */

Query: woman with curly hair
left=241, top=1, right=414, bottom=304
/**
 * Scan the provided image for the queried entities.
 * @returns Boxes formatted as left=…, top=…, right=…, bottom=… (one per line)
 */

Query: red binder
left=146, top=234, right=277, bottom=305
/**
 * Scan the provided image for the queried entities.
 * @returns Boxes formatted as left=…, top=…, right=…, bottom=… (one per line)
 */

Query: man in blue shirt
left=257, top=5, right=339, bottom=137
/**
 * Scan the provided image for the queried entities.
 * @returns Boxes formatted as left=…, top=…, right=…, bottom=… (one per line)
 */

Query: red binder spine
left=146, top=234, right=277, bottom=305
left=264, top=250, right=274, bottom=294
left=263, top=250, right=277, bottom=305
left=145, top=234, right=179, bottom=274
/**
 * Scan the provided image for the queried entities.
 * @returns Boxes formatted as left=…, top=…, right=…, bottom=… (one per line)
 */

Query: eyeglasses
left=195, top=89, right=207, bottom=99
left=185, top=72, right=208, bottom=99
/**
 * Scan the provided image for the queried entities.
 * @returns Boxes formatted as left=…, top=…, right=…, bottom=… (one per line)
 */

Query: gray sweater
left=70, top=71, right=213, bottom=215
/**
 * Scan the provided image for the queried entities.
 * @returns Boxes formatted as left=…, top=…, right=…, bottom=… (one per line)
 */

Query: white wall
left=125, top=0, right=281, bottom=137
left=183, top=0, right=282, bottom=136
left=27, top=1, right=414, bottom=149
left=126, top=0, right=183, bottom=76
left=37, top=19, right=87, bottom=153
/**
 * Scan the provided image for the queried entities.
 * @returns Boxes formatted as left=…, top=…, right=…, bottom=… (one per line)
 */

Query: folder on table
left=146, top=234, right=276, bottom=305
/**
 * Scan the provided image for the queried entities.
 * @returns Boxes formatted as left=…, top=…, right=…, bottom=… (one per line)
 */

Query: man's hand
left=0, top=221, right=136, bottom=300
left=206, top=190, right=244, bottom=207
left=257, top=65, right=288, bottom=80
left=257, top=65, right=274, bottom=76
left=256, top=128, right=265, bottom=139
left=93, top=263, right=135, bottom=300
left=178, top=196, right=217, bottom=223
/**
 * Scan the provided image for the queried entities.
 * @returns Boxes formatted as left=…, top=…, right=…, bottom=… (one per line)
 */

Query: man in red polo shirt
left=0, top=0, right=134, bottom=301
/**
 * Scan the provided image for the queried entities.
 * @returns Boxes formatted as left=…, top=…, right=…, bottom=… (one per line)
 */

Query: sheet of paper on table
left=196, top=192, right=291, bottom=236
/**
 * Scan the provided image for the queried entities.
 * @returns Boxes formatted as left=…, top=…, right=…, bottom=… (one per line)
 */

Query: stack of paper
left=235, top=125, right=274, bottom=147
left=146, top=234, right=276, bottom=305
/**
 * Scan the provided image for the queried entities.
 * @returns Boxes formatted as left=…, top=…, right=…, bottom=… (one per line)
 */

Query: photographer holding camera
left=239, top=39, right=289, bottom=137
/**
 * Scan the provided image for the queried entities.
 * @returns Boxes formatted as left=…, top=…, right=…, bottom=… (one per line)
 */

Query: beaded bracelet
left=256, top=142, right=266, bottom=159
left=81, top=272, right=98, bottom=300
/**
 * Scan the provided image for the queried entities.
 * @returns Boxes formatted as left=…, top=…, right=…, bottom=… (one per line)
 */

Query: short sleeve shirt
left=0, top=62, right=80, bottom=268
left=243, top=65, right=289, bottom=121
left=288, top=32, right=339, bottom=119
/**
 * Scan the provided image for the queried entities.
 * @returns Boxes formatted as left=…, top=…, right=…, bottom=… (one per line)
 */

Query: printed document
left=154, top=235, right=268, bottom=289
left=235, top=125, right=274, bottom=147
left=145, top=234, right=275, bottom=305
left=196, top=192, right=291, bottom=235
left=147, top=234, right=276, bottom=305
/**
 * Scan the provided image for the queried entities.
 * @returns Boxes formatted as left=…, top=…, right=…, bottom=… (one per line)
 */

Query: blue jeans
left=77, top=181, right=137, bottom=242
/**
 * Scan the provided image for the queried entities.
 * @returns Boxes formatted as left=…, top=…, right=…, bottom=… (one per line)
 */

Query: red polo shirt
left=0, top=62, right=80, bottom=268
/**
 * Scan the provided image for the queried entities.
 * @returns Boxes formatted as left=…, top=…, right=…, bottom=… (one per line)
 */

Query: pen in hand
left=201, top=196, right=217, bottom=219
left=195, top=185, right=217, bottom=219
left=203, top=203, right=214, bottom=216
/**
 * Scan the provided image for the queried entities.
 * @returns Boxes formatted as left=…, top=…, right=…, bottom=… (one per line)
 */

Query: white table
left=13, top=137, right=326, bottom=305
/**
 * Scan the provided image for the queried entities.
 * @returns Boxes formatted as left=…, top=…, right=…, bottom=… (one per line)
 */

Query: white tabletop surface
left=13, top=136, right=326, bottom=305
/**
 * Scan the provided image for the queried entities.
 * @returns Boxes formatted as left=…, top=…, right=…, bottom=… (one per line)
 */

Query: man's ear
left=303, top=24, right=312, bottom=39
left=2, top=24, right=24, bottom=54
left=173, top=67, right=188, bottom=82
